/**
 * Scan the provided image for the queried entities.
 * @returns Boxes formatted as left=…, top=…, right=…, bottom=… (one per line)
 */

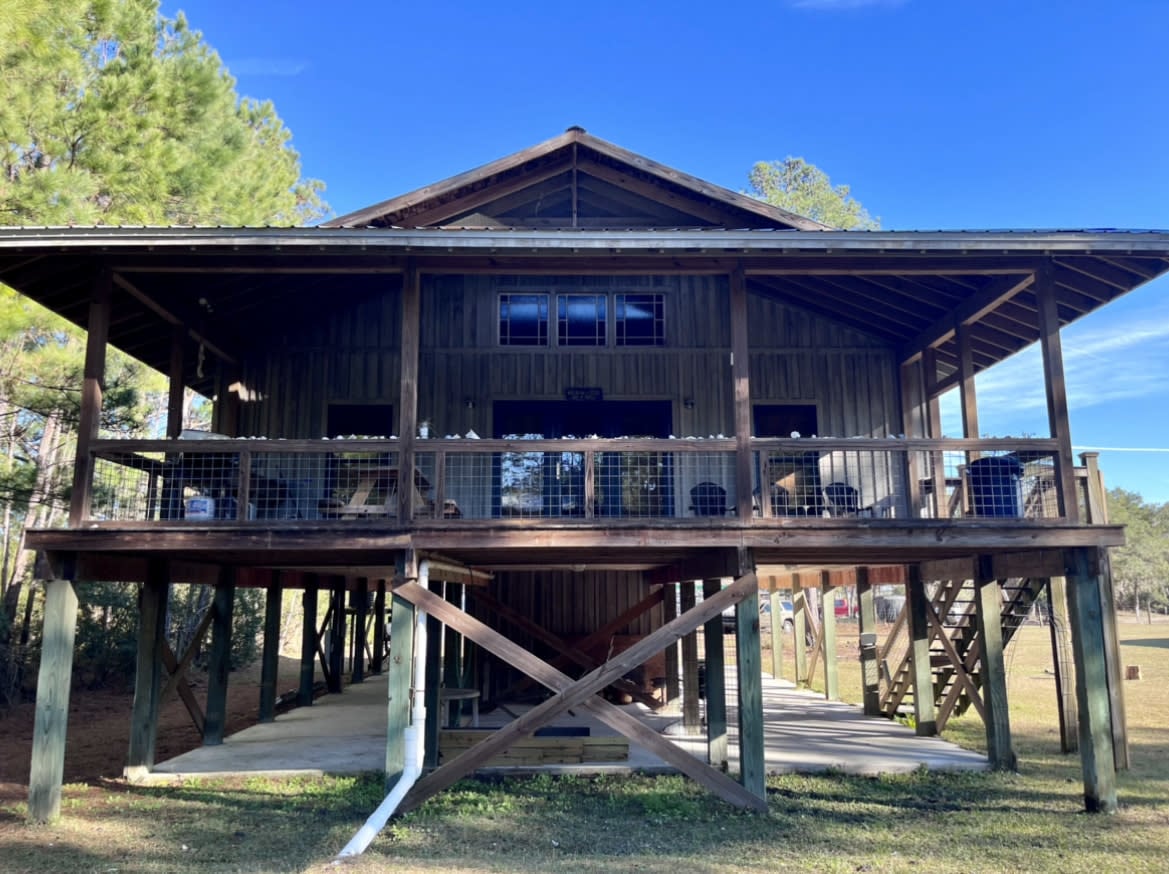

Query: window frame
left=498, top=290, right=666, bottom=349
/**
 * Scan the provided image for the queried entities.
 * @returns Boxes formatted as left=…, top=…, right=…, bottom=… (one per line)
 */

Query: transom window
left=499, top=292, right=664, bottom=347
left=499, top=294, right=549, bottom=346
left=558, top=294, right=607, bottom=346
left=616, top=293, right=665, bottom=346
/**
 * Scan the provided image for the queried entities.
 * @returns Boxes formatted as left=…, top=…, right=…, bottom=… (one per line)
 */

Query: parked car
left=722, top=598, right=794, bottom=633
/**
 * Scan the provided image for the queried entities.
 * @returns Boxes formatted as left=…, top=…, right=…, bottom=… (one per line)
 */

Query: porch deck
left=140, top=669, right=986, bottom=784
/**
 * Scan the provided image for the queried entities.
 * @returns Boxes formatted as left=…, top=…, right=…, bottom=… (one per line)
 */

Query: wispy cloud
left=940, top=303, right=1169, bottom=436
left=226, top=58, right=308, bottom=78
left=788, top=0, right=908, bottom=10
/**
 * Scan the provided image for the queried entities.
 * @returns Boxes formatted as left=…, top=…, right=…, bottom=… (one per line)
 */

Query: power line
left=1072, top=446, right=1169, bottom=453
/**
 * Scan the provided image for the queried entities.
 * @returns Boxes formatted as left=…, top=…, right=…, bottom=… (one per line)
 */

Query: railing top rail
left=750, top=437, right=1060, bottom=452
left=91, top=437, right=742, bottom=454
left=91, top=435, right=1062, bottom=455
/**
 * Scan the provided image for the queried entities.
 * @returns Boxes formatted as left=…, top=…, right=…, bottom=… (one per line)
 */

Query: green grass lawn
left=2, top=620, right=1166, bottom=874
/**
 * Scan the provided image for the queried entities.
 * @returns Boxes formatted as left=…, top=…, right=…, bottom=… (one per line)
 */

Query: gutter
left=337, top=560, right=430, bottom=859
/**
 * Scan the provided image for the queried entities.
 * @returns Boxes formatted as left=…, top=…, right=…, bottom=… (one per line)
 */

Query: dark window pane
left=616, top=293, right=664, bottom=346
left=558, top=294, right=606, bottom=346
left=499, top=294, right=548, bottom=345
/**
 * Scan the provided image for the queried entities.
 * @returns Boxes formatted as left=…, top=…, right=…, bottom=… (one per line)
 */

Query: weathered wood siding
left=234, top=273, right=897, bottom=440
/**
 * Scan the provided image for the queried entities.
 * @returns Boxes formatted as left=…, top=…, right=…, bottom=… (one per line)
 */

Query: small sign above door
left=564, top=387, right=604, bottom=402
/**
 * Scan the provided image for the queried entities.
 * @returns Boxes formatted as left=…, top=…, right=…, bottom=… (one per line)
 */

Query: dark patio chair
left=690, top=481, right=733, bottom=516
left=823, top=482, right=860, bottom=517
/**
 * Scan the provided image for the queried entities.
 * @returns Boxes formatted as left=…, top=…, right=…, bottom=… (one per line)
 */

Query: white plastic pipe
left=337, top=560, right=430, bottom=859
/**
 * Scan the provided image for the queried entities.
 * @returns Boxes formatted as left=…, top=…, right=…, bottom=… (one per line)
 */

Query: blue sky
left=167, top=0, right=1169, bottom=502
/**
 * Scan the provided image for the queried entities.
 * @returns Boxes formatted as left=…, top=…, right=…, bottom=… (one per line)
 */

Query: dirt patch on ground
left=0, top=657, right=302, bottom=803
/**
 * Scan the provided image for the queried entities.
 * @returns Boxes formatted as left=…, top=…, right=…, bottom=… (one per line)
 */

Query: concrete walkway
left=146, top=669, right=985, bottom=783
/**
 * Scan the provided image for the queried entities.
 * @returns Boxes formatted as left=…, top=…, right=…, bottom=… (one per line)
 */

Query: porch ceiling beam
left=1054, top=256, right=1147, bottom=291
left=781, top=275, right=925, bottom=336
left=114, top=256, right=406, bottom=274
left=394, top=573, right=767, bottom=812
left=899, top=272, right=1036, bottom=364
left=748, top=276, right=899, bottom=341
left=645, top=549, right=740, bottom=585
left=111, top=272, right=238, bottom=365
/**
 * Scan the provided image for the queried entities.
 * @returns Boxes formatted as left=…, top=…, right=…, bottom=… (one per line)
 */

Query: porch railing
left=85, top=436, right=1086, bottom=526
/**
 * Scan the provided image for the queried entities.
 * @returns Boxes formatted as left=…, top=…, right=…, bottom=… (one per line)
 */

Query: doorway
left=493, top=401, right=673, bottom=517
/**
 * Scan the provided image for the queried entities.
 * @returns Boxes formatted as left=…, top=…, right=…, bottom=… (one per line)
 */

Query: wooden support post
left=768, top=587, right=784, bottom=682
left=1080, top=452, right=1108, bottom=524
left=663, top=583, right=680, bottom=708
left=372, top=580, right=387, bottom=674
left=1095, top=550, right=1129, bottom=770
left=203, top=568, right=236, bottom=746
left=28, top=579, right=79, bottom=823
left=974, top=557, right=1016, bottom=770
left=899, top=359, right=926, bottom=516
left=397, top=265, right=421, bottom=523
left=327, top=579, right=345, bottom=694
left=298, top=577, right=318, bottom=707
left=1065, top=548, right=1118, bottom=813
left=443, top=584, right=464, bottom=727
left=730, top=264, right=754, bottom=520
left=957, top=323, right=980, bottom=441
left=1046, top=576, right=1079, bottom=753
left=352, top=578, right=368, bottom=684
left=167, top=325, right=186, bottom=439
left=856, top=568, right=881, bottom=717
left=735, top=551, right=765, bottom=801
left=680, top=581, right=701, bottom=735
left=423, top=578, right=443, bottom=769
left=821, top=570, right=838, bottom=701
left=69, top=270, right=111, bottom=525
left=259, top=572, right=282, bottom=722
left=1036, top=260, right=1080, bottom=522
left=923, top=348, right=946, bottom=518
left=703, top=578, right=728, bottom=770
left=792, top=574, right=808, bottom=685
left=386, top=553, right=417, bottom=786
left=906, top=565, right=937, bottom=736
left=126, top=561, right=168, bottom=779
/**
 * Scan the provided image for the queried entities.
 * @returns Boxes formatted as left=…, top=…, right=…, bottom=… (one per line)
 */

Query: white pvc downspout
left=337, top=560, right=430, bottom=859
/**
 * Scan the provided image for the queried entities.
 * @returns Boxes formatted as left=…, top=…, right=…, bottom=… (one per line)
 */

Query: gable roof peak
left=324, top=130, right=830, bottom=232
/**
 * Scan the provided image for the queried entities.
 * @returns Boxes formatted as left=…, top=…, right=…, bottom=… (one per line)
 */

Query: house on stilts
left=2, top=128, right=1162, bottom=821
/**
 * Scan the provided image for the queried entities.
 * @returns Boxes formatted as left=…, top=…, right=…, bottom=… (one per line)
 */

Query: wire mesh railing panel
left=85, top=438, right=1070, bottom=525
left=92, top=454, right=166, bottom=521
left=754, top=448, right=907, bottom=518
left=913, top=448, right=1059, bottom=520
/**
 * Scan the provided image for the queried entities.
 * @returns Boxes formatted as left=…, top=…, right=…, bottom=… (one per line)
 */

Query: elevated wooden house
left=2, top=128, right=1164, bottom=821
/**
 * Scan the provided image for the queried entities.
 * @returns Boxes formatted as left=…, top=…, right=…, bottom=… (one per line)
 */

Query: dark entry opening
left=493, top=401, right=672, bottom=517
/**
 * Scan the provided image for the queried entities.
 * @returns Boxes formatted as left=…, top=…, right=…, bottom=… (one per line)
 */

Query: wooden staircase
left=878, top=577, right=1046, bottom=728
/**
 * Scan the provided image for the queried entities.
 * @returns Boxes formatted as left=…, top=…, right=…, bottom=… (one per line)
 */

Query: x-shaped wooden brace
left=393, top=572, right=766, bottom=813
left=928, top=598, right=989, bottom=731
left=159, top=607, right=215, bottom=735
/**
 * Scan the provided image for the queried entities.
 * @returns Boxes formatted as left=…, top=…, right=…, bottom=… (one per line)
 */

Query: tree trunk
left=4, top=411, right=68, bottom=625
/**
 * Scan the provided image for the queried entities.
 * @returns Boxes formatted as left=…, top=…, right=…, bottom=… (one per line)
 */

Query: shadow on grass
left=1121, top=638, right=1169, bottom=649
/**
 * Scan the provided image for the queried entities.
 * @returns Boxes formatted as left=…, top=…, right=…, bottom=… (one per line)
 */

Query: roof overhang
left=1, top=226, right=1166, bottom=395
